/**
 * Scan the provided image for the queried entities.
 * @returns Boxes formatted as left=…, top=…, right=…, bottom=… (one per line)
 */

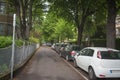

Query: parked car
left=53, top=43, right=69, bottom=53
left=52, top=43, right=61, bottom=53
left=60, top=45, right=83, bottom=61
left=46, top=43, right=52, bottom=47
left=51, top=43, right=56, bottom=50
left=74, top=47, right=120, bottom=80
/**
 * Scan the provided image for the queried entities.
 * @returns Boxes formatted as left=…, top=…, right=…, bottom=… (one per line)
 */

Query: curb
left=62, top=59, right=89, bottom=80
left=54, top=51, right=89, bottom=80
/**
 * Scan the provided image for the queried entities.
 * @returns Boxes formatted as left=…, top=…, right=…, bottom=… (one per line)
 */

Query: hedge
left=0, top=36, right=40, bottom=48
left=0, top=36, right=23, bottom=48
left=116, top=38, right=120, bottom=50
left=90, top=38, right=120, bottom=50
left=0, top=36, right=12, bottom=48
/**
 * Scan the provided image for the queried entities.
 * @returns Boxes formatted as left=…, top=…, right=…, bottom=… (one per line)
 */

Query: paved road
left=13, top=46, right=86, bottom=80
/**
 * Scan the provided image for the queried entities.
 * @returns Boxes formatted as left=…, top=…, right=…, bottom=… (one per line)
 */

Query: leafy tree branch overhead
left=5, top=0, right=120, bottom=48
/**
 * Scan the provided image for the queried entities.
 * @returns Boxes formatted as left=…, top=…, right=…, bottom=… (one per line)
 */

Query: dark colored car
left=60, top=45, right=84, bottom=61
left=52, top=43, right=69, bottom=53
left=52, top=43, right=62, bottom=53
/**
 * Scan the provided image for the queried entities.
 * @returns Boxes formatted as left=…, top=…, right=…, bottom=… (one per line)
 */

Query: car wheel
left=73, top=59, right=78, bottom=68
left=88, top=67, right=97, bottom=80
left=66, top=55, right=69, bottom=61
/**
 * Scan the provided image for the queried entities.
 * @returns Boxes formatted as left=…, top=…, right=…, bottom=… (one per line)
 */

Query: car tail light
left=97, top=51, right=101, bottom=59
left=70, top=51, right=76, bottom=55
left=99, top=74, right=105, bottom=78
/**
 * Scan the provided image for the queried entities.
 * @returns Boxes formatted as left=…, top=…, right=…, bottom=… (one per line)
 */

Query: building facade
left=116, top=15, right=120, bottom=38
left=0, top=1, right=13, bottom=36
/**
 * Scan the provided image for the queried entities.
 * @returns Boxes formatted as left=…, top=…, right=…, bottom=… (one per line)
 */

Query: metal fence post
left=11, top=14, right=16, bottom=80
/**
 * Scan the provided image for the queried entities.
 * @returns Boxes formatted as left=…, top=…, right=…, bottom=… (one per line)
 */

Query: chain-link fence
left=0, top=43, right=39, bottom=78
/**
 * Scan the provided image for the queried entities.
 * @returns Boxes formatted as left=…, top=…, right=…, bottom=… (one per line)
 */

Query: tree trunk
left=106, top=0, right=116, bottom=48
left=77, top=16, right=86, bottom=45
left=28, top=0, right=33, bottom=30
left=13, top=0, right=22, bottom=39
left=22, top=5, right=27, bottom=40
left=13, top=0, right=33, bottom=40
left=26, top=0, right=34, bottom=40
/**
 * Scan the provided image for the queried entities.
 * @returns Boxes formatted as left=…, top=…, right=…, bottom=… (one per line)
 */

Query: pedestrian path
left=13, top=47, right=84, bottom=80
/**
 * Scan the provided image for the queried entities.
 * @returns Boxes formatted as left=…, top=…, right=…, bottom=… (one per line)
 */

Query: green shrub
left=29, top=37, right=39, bottom=43
left=116, top=38, right=120, bottom=50
left=90, top=39, right=106, bottom=47
left=91, top=38, right=120, bottom=50
left=0, top=36, right=24, bottom=48
left=15, top=39, right=23, bottom=47
left=0, top=64, right=8, bottom=73
left=0, top=36, right=12, bottom=48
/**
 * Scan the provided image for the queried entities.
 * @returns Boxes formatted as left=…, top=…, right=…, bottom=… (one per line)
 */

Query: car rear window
left=72, top=46, right=80, bottom=50
left=101, top=51, right=120, bottom=59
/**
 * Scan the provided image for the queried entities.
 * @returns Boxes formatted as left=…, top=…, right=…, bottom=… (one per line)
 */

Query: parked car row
left=59, top=45, right=83, bottom=61
left=51, top=43, right=69, bottom=53
left=51, top=43, right=84, bottom=60
left=52, top=44, right=120, bottom=80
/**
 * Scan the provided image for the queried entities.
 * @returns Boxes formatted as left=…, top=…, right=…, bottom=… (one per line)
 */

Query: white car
left=74, top=47, right=120, bottom=80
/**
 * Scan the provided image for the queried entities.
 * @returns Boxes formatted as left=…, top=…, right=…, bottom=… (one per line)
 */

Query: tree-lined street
left=0, top=0, right=120, bottom=80
left=5, top=0, right=120, bottom=49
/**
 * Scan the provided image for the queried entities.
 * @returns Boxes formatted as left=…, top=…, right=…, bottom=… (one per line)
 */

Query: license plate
left=110, top=70, right=120, bottom=73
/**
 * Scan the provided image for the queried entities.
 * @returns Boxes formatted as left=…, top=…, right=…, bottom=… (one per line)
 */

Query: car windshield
left=61, top=44, right=68, bottom=47
left=71, top=45, right=81, bottom=51
left=101, top=51, right=120, bottom=59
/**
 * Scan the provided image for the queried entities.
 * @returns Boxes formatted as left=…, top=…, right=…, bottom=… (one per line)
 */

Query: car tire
left=66, top=55, right=69, bottom=61
left=73, top=59, right=78, bottom=68
left=88, top=67, right=97, bottom=80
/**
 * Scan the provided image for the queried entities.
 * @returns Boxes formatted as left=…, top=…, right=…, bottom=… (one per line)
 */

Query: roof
left=84, top=47, right=119, bottom=51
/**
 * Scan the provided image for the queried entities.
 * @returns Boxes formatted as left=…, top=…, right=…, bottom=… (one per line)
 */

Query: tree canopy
left=5, top=0, right=120, bottom=48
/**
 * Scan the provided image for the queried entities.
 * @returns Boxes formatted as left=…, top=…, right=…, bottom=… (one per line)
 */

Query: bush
left=116, top=38, right=120, bottom=50
left=90, top=39, right=106, bottom=47
left=90, top=38, right=120, bottom=50
left=0, top=64, right=8, bottom=73
left=0, top=36, right=12, bottom=48
left=0, top=36, right=24, bottom=48
left=29, top=37, right=39, bottom=43
left=15, top=39, right=23, bottom=47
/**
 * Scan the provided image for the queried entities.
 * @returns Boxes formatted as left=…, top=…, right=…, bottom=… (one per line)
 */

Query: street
left=13, top=46, right=86, bottom=80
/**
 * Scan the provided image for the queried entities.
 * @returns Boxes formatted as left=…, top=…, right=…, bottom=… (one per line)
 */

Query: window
left=87, top=49, right=94, bottom=56
left=101, top=51, right=120, bottom=59
left=0, top=24, right=4, bottom=35
left=72, top=45, right=80, bottom=51
left=0, top=2, right=6, bottom=14
left=80, top=49, right=94, bottom=56
left=80, top=49, right=88, bottom=56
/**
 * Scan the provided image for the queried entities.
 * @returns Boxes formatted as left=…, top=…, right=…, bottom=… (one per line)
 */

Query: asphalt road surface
left=13, top=46, right=86, bottom=80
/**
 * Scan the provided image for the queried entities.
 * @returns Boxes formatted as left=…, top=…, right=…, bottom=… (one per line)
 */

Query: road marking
left=62, top=59, right=89, bottom=80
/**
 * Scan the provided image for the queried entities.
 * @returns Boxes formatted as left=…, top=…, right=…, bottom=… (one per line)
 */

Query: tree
left=106, top=0, right=120, bottom=48
left=40, top=13, right=57, bottom=43
left=54, top=18, right=75, bottom=42
left=48, top=0, right=101, bottom=45
left=40, top=12, right=75, bottom=43
left=7, top=0, right=37, bottom=40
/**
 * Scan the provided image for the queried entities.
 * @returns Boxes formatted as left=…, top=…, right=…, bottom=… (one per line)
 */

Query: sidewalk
left=13, top=47, right=84, bottom=80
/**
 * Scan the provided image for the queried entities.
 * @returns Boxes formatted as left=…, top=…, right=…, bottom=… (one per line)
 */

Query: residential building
left=116, top=15, right=120, bottom=38
left=0, top=1, right=13, bottom=36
